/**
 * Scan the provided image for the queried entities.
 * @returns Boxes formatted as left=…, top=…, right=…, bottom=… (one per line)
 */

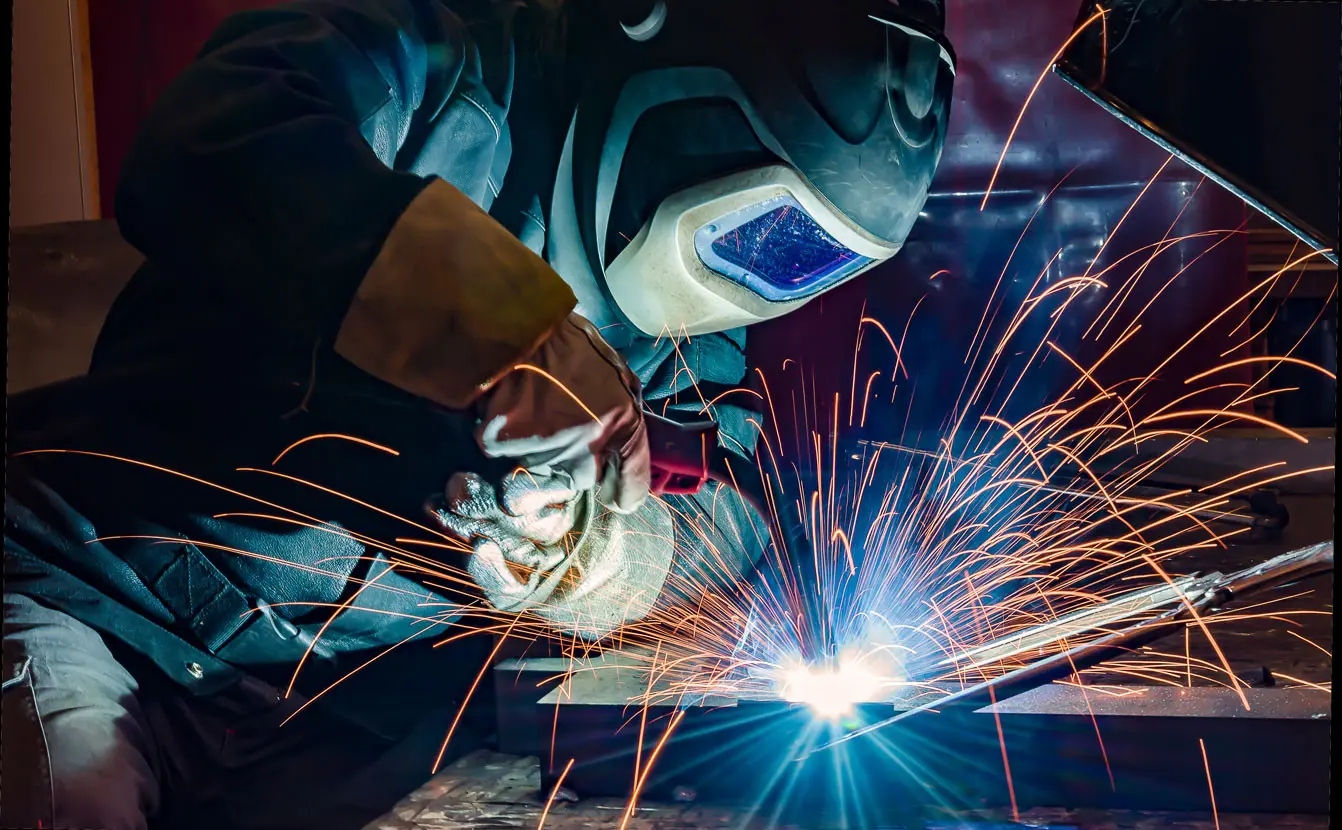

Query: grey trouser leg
left=2, top=592, right=161, bottom=830
left=3, top=591, right=484, bottom=830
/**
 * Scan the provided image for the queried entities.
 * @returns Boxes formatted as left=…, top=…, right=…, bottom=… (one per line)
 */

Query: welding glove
left=474, top=314, right=650, bottom=514
left=430, top=470, right=675, bottom=638
left=655, top=481, right=771, bottom=609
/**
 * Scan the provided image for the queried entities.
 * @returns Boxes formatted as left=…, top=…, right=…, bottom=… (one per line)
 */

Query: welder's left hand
left=474, top=315, right=650, bottom=515
left=429, top=471, right=675, bottom=638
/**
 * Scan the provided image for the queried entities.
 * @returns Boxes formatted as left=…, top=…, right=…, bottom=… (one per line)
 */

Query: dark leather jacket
left=5, top=0, right=760, bottom=735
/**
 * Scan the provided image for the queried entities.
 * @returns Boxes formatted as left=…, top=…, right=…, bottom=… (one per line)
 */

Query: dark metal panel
left=1055, top=0, right=1340, bottom=263
left=494, top=657, right=588, bottom=758
left=751, top=0, right=1252, bottom=450
left=538, top=683, right=1331, bottom=818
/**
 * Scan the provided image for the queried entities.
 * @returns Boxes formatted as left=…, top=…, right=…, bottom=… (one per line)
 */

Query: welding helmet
left=555, top=0, right=956, bottom=337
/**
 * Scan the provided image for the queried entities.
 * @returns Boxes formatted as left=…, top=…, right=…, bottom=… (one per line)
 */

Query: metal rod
left=805, top=540, right=1333, bottom=757
left=1029, top=482, right=1274, bottom=528
left=932, top=575, right=1203, bottom=670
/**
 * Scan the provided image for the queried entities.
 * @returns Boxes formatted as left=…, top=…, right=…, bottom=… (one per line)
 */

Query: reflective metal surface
left=1056, top=0, right=1340, bottom=262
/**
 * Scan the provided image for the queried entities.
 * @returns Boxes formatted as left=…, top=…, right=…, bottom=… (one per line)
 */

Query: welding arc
left=801, top=541, right=1334, bottom=759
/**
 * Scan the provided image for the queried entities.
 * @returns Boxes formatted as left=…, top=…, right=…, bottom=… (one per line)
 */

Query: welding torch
left=643, top=409, right=833, bottom=665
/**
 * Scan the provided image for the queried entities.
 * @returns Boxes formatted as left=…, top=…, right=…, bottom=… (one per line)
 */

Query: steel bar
left=1027, top=483, right=1282, bottom=531
left=815, top=541, right=1333, bottom=754
left=853, top=440, right=1290, bottom=535
left=855, top=435, right=1336, bottom=498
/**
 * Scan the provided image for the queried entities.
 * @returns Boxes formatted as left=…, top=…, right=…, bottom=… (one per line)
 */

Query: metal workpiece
left=491, top=543, right=1332, bottom=820
left=1213, top=541, right=1334, bottom=599
left=816, top=541, right=1334, bottom=753
left=506, top=668, right=1331, bottom=816
left=494, top=653, right=672, bottom=758
left=533, top=674, right=1330, bottom=818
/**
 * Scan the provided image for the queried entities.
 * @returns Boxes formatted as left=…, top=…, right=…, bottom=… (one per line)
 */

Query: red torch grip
left=643, top=410, right=719, bottom=496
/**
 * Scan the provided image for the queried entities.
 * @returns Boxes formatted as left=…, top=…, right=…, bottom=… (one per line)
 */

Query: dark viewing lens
left=709, top=201, right=868, bottom=289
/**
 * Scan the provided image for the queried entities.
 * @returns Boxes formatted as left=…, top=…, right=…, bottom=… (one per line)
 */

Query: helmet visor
left=693, top=194, right=880, bottom=302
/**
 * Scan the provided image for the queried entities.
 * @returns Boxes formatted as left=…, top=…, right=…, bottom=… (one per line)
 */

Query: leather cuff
left=335, top=178, right=577, bottom=410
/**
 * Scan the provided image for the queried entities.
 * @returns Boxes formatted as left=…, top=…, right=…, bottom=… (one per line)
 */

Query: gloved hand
left=475, top=314, right=649, bottom=514
left=653, top=480, right=770, bottom=611
left=429, top=470, right=675, bottom=638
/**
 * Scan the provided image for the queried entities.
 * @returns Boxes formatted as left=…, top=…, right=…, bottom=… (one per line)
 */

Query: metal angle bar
left=931, top=575, right=1203, bottom=671
left=1049, top=55, right=1338, bottom=265
left=814, top=540, right=1333, bottom=754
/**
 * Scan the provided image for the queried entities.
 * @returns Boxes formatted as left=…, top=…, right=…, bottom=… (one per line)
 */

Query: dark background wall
left=87, top=0, right=275, bottom=219
left=744, top=0, right=1255, bottom=452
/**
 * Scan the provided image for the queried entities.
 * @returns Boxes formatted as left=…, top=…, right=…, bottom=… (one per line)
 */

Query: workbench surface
left=365, top=750, right=1328, bottom=830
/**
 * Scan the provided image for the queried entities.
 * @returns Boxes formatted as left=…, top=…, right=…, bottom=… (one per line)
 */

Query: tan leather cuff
left=334, top=178, right=577, bottom=410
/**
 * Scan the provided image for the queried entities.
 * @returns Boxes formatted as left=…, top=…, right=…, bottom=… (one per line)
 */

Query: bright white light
left=779, top=658, right=883, bottom=719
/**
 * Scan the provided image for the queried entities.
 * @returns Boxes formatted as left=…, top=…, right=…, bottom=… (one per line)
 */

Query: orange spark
left=981, top=7, right=1110, bottom=210
left=433, top=616, right=522, bottom=773
left=537, top=758, right=575, bottom=829
left=511, top=364, right=602, bottom=422
left=1184, top=356, right=1337, bottom=385
left=271, top=433, right=400, bottom=465
left=859, top=316, right=909, bottom=379
left=1200, top=738, right=1220, bottom=830
left=284, top=564, right=396, bottom=699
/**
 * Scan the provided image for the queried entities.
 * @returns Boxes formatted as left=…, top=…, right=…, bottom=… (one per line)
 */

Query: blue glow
left=695, top=195, right=874, bottom=302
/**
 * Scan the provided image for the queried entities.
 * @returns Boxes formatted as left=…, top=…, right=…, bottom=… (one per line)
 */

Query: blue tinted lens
left=694, top=195, right=874, bottom=302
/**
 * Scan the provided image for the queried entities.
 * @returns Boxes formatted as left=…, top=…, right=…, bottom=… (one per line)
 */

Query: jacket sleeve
left=115, top=0, right=576, bottom=409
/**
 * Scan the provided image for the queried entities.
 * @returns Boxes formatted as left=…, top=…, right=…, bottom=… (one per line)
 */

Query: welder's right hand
left=429, top=470, right=676, bottom=639
left=474, top=314, right=649, bottom=514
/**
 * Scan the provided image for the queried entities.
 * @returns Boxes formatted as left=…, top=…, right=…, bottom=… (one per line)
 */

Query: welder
left=1, top=1, right=954, bottom=828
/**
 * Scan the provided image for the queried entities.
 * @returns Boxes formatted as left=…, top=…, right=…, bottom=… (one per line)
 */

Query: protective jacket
left=5, top=0, right=761, bottom=740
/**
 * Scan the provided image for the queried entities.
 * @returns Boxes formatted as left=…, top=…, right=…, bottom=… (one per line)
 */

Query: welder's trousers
left=1, top=592, right=481, bottom=830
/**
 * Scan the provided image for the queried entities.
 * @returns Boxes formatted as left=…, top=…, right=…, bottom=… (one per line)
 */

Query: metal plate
left=530, top=676, right=1330, bottom=818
